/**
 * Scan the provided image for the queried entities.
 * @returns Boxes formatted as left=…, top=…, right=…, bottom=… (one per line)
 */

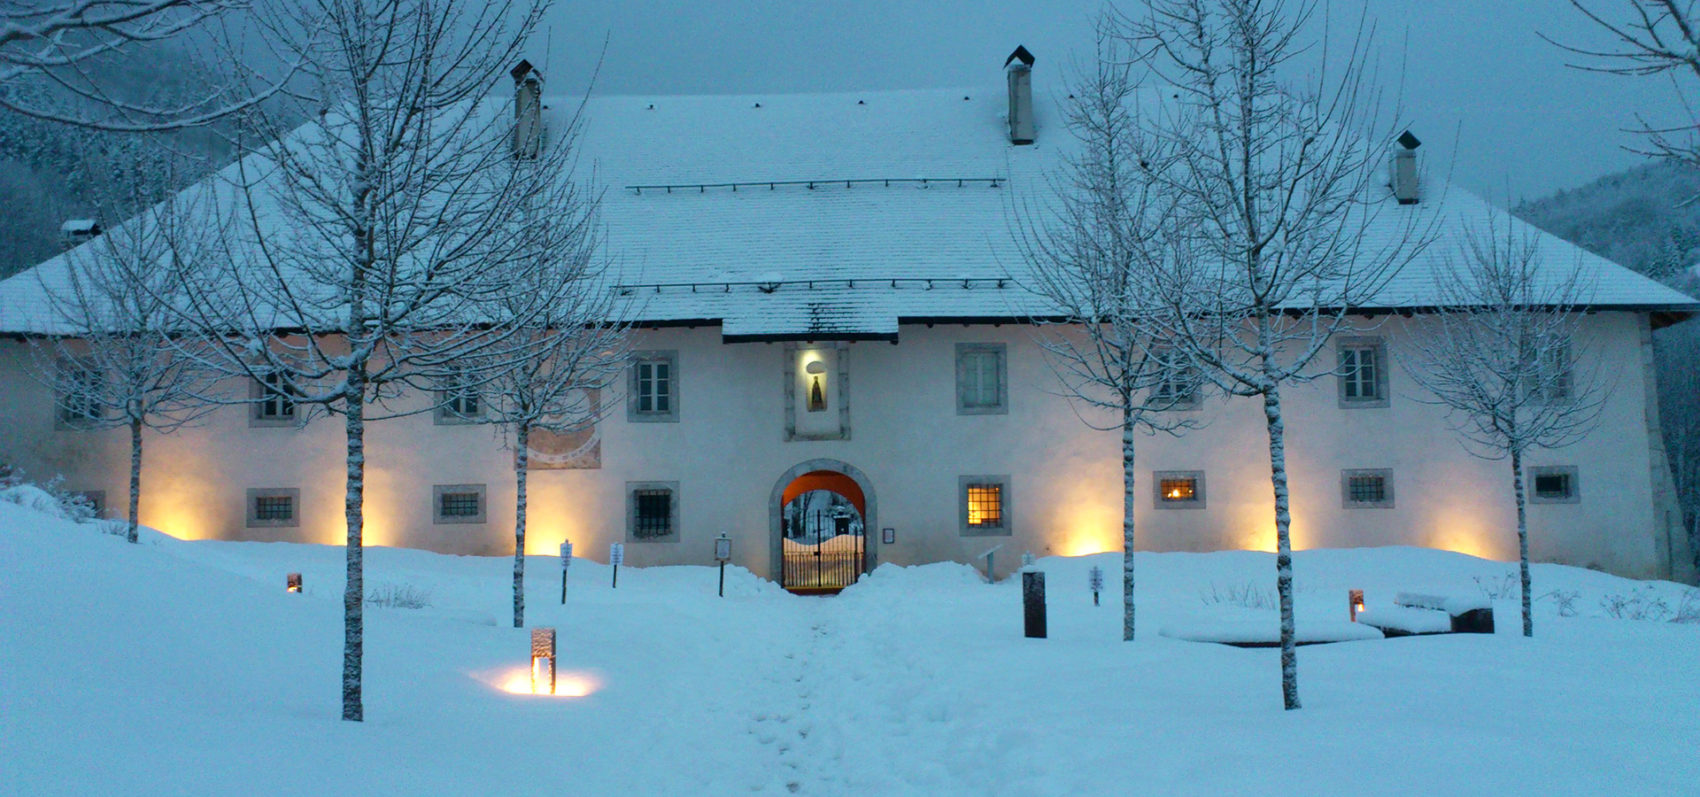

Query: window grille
left=1534, top=472, right=1572, bottom=500
left=439, top=492, right=481, bottom=518
left=254, top=495, right=294, bottom=521
left=1347, top=474, right=1386, bottom=504
left=633, top=489, right=672, bottom=537
left=966, top=483, right=1003, bottom=527
left=1159, top=477, right=1197, bottom=502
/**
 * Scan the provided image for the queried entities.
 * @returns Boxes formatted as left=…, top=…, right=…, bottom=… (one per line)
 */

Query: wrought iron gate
left=782, top=512, right=865, bottom=593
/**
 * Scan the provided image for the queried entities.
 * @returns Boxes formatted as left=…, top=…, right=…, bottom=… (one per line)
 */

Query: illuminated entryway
left=769, top=459, right=876, bottom=593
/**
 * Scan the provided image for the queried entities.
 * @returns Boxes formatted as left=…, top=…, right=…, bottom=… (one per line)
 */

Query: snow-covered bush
left=0, top=470, right=99, bottom=524
left=366, top=583, right=432, bottom=610
left=1599, top=588, right=1674, bottom=622
left=1673, top=590, right=1700, bottom=625
left=1474, top=572, right=1519, bottom=601
left=1539, top=590, right=1581, bottom=618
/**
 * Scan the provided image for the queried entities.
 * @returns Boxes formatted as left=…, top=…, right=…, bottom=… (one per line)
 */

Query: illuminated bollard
left=1089, top=565, right=1103, bottom=607
left=1349, top=589, right=1365, bottom=622
left=531, top=627, right=556, bottom=695
left=286, top=573, right=302, bottom=593
left=1023, top=569, right=1047, bottom=639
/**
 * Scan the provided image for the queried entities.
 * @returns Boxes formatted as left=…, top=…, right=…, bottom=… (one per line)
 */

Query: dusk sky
left=536, top=0, right=1680, bottom=203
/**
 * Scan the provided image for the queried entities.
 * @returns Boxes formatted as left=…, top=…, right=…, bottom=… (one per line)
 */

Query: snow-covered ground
left=3, top=499, right=1698, bottom=796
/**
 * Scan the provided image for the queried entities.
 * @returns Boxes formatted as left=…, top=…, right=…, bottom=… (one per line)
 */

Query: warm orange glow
left=494, top=668, right=600, bottom=698
left=1057, top=534, right=1116, bottom=557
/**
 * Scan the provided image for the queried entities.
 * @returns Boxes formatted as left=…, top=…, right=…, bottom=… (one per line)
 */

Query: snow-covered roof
left=3, top=86, right=1697, bottom=338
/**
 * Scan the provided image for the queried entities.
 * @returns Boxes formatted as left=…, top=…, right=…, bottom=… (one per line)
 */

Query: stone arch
left=768, top=458, right=878, bottom=583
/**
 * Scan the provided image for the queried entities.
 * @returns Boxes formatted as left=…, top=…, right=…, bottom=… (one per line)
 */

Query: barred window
left=1154, top=471, right=1206, bottom=509
left=439, top=492, right=481, bottom=518
left=255, top=495, right=294, bottom=521
left=966, top=483, right=1004, bottom=528
left=1530, top=467, right=1578, bottom=503
left=634, top=489, right=673, bottom=538
left=1341, top=469, right=1394, bottom=508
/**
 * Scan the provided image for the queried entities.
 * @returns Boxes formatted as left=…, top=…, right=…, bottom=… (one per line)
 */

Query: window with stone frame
left=1529, top=466, right=1579, bottom=504
left=436, top=368, right=483, bottom=424
left=252, top=370, right=299, bottom=425
left=956, top=344, right=1007, bottom=414
left=959, top=475, right=1012, bottom=535
left=1153, top=349, right=1200, bottom=408
left=1154, top=471, right=1205, bottom=508
left=55, top=358, right=104, bottom=427
left=627, top=481, right=680, bottom=541
left=1337, top=338, right=1388, bottom=407
left=1340, top=468, right=1394, bottom=508
left=246, top=488, right=300, bottom=528
left=432, top=484, right=486, bottom=524
left=628, top=351, right=679, bottom=422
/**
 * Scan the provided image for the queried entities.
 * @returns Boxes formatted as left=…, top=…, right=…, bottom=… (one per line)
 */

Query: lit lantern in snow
left=1349, top=589, right=1365, bottom=622
left=286, top=573, right=302, bottom=593
left=531, top=627, right=556, bottom=695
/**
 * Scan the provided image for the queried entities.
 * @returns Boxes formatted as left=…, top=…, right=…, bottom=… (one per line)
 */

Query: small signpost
left=286, top=572, right=302, bottom=593
left=531, top=627, right=556, bottom=695
left=559, top=540, right=573, bottom=604
left=1022, top=568, right=1047, bottom=639
left=714, top=533, right=732, bottom=597
left=609, top=542, right=625, bottom=589
left=980, top=543, right=1004, bottom=584
left=1089, top=565, right=1104, bottom=607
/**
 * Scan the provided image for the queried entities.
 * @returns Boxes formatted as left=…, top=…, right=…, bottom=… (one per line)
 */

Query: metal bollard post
left=1089, top=565, right=1103, bottom=607
left=1023, top=570, right=1047, bottom=639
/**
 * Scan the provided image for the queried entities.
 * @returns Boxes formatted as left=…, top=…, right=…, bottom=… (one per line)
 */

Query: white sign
left=1089, top=566, right=1104, bottom=592
left=714, top=535, right=732, bottom=562
left=560, top=540, right=573, bottom=569
left=609, top=542, right=625, bottom=567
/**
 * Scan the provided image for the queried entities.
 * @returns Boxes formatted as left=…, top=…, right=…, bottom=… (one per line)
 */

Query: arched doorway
left=769, top=459, right=877, bottom=593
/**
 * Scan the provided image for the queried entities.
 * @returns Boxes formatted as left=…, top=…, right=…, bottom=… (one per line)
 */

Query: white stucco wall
left=0, top=311, right=1677, bottom=580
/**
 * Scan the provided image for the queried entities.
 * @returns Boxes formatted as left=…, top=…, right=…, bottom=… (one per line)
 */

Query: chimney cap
left=1396, top=130, right=1421, bottom=150
left=1004, top=45, right=1035, bottom=70
left=510, top=59, right=542, bottom=84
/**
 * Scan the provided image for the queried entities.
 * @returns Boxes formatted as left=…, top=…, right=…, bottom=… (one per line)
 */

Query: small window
left=436, top=369, right=482, bottom=424
left=956, top=344, right=1007, bottom=414
left=1341, top=469, right=1395, bottom=508
left=959, top=475, right=1012, bottom=535
left=1154, top=471, right=1206, bottom=509
left=246, top=488, right=300, bottom=528
left=1337, top=338, right=1388, bottom=408
left=1529, top=466, right=1579, bottom=504
left=628, top=351, right=679, bottom=422
left=252, top=371, right=299, bottom=426
left=626, top=481, right=680, bottom=541
left=55, top=358, right=104, bottom=427
left=1153, top=350, right=1199, bottom=409
left=433, top=483, right=487, bottom=524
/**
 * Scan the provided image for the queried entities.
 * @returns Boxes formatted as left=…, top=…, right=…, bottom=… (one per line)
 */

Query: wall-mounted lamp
left=805, top=360, right=828, bottom=412
left=531, top=627, right=556, bottom=695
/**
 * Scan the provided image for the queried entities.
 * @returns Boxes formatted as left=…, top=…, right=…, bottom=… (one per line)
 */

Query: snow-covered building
left=2, top=51, right=1697, bottom=587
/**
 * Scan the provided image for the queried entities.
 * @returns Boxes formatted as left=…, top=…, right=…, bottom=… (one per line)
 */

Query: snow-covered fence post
left=530, top=627, right=556, bottom=695
left=1349, top=589, right=1364, bottom=622
left=1090, top=566, right=1104, bottom=607
left=1022, top=568, right=1047, bottom=638
left=715, top=533, right=732, bottom=597
left=609, top=542, right=625, bottom=589
left=559, top=540, right=572, bottom=604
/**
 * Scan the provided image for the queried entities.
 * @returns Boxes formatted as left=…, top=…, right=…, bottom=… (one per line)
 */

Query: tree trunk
left=1511, top=447, right=1533, bottom=637
left=342, top=372, right=367, bottom=722
left=1262, top=383, right=1301, bottom=711
left=513, top=422, right=529, bottom=629
left=126, top=416, right=142, bottom=544
left=1121, top=404, right=1137, bottom=642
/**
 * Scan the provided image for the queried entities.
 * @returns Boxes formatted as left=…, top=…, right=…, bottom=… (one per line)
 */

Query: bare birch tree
left=1114, top=0, right=1434, bottom=710
left=1402, top=214, right=1608, bottom=636
left=29, top=156, right=220, bottom=543
left=1, top=0, right=289, bottom=130
left=169, top=0, right=585, bottom=722
left=1015, top=23, right=1198, bottom=642
left=458, top=204, right=628, bottom=630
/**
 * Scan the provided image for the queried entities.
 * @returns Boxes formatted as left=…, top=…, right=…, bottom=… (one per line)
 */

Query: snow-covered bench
left=1158, top=619, right=1384, bottom=648
left=1356, top=592, right=1495, bottom=638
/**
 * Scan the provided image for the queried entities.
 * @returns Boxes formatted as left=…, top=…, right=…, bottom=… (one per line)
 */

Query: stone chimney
left=511, top=59, right=543, bottom=160
left=1005, top=45, right=1035, bottom=145
left=1390, top=130, right=1421, bottom=204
